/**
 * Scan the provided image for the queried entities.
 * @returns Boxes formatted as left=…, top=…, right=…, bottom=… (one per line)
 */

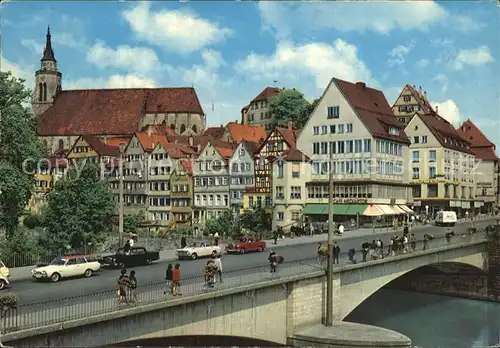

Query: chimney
left=287, top=119, right=293, bottom=130
left=103, top=136, right=107, bottom=145
left=147, top=125, right=152, bottom=136
left=435, top=105, right=439, bottom=114
left=188, top=136, right=194, bottom=147
left=423, top=91, right=427, bottom=100
left=356, top=82, right=366, bottom=88
left=197, top=144, right=201, bottom=152
left=152, top=142, right=155, bottom=149
left=418, top=86, right=422, bottom=95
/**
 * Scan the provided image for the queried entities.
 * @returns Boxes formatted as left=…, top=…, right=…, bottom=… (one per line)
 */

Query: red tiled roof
left=457, top=119, right=495, bottom=148
left=333, top=78, right=410, bottom=144
left=472, top=147, right=498, bottom=161
left=226, top=122, right=267, bottom=144
left=275, top=126, right=298, bottom=148
left=135, top=132, right=168, bottom=152
left=167, top=135, right=236, bottom=154
left=418, top=113, right=473, bottom=154
left=180, top=158, right=193, bottom=175
left=102, top=136, right=131, bottom=148
left=241, top=141, right=260, bottom=156
left=405, top=85, right=434, bottom=113
left=268, top=148, right=309, bottom=162
left=203, top=127, right=226, bottom=138
left=38, top=88, right=204, bottom=136
left=251, top=87, right=281, bottom=103
left=82, top=135, right=120, bottom=157
left=216, top=145, right=235, bottom=159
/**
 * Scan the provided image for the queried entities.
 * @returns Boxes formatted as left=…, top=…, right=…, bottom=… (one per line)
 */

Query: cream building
left=391, top=84, right=433, bottom=127
left=271, top=149, right=311, bottom=231
left=295, top=78, right=413, bottom=225
left=242, top=87, right=280, bottom=133
left=405, top=113, right=478, bottom=217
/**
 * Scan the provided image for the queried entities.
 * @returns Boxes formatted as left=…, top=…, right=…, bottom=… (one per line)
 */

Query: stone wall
left=487, top=229, right=500, bottom=300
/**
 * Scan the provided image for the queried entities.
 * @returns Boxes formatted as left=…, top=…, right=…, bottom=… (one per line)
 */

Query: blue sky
left=2, top=1, right=499, bottom=146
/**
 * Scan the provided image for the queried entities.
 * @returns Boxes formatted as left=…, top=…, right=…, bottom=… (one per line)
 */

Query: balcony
left=148, top=189, right=171, bottom=196
left=171, top=206, right=192, bottom=214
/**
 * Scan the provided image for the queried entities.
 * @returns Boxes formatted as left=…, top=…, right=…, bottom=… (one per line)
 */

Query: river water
left=346, top=289, right=500, bottom=348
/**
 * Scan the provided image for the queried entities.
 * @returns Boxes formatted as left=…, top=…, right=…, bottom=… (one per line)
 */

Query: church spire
left=42, top=25, right=56, bottom=62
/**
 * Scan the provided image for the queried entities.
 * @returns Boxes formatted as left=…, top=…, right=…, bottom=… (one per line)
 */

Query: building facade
left=296, top=78, right=413, bottom=224
left=271, top=149, right=311, bottom=231
left=391, top=85, right=433, bottom=127
left=242, top=87, right=280, bottom=133
left=229, top=141, right=257, bottom=212
left=169, top=159, right=194, bottom=229
left=193, top=142, right=234, bottom=227
left=405, top=113, right=477, bottom=217
left=457, top=119, right=500, bottom=214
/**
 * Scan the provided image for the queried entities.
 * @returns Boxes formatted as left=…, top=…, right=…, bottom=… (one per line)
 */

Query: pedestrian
left=214, top=232, right=220, bottom=246
left=268, top=250, right=279, bottom=273
left=214, top=254, right=223, bottom=283
left=348, top=248, right=356, bottom=263
left=333, top=242, right=340, bottom=264
left=338, top=223, right=345, bottom=236
left=402, top=234, right=408, bottom=254
left=129, top=237, right=134, bottom=247
left=164, top=263, right=173, bottom=295
left=370, top=239, right=377, bottom=260
left=124, top=240, right=131, bottom=255
left=273, top=230, right=278, bottom=245
left=129, top=270, right=137, bottom=302
left=361, top=240, right=369, bottom=262
left=172, top=264, right=182, bottom=296
left=378, top=239, right=384, bottom=258
left=117, top=268, right=129, bottom=303
left=423, top=235, right=429, bottom=251
left=181, top=234, right=187, bottom=249
left=410, top=233, right=416, bottom=252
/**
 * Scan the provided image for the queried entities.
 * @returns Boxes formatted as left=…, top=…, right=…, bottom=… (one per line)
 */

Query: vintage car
left=226, top=236, right=266, bottom=254
left=0, top=260, right=10, bottom=290
left=176, top=242, right=222, bottom=260
left=31, top=255, right=101, bottom=282
left=101, top=247, right=160, bottom=268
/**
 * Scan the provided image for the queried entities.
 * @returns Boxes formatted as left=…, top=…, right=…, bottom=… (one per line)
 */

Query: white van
left=435, top=211, right=457, bottom=227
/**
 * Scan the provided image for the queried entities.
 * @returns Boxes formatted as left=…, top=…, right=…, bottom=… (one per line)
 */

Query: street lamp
left=326, top=144, right=334, bottom=327
left=425, top=205, right=429, bottom=222
left=118, top=144, right=125, bottom=247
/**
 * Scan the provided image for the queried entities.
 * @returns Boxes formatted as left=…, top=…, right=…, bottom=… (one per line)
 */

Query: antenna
left=212, top=100, right=214, bottom=112
left=273, top=80, right=278, bottom=86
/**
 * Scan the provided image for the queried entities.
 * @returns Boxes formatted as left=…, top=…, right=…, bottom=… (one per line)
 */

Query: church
left=31, top=27, right=207, bottom=155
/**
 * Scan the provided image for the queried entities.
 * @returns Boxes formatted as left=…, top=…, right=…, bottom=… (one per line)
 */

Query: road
left=9, top=218, right=493, bottom=306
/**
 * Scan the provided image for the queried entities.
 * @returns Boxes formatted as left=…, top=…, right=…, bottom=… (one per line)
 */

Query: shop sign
left=331, top=198, right=368, bottom=204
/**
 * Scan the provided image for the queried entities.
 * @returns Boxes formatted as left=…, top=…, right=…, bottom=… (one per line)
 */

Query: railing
left=0, top=232, right=487, bottom=334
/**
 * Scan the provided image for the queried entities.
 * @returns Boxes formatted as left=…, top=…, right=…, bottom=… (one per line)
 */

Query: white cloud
left=52, top=32, right=86, bottom=50
left=388, top=42, right=415, bottom=67
left=122, top=3, right=233, bottom=53
left=87, top=41, right=160, bottom=73
left=431, top=99, right=462, bottom=126
left=433, top=74, right=449, bottom=93
left=258, top=1, right=458, bottom=39
left=0, top=55, right=35, bottom=89
left=65, top=74, right=156, bottom=90
left=416, top=59, right=430, bottom=68
left=453, top=45, right=495, bottom=70
left=21, top=39, right=44, bottom=56
left=235, top=40, right=373, bottom=92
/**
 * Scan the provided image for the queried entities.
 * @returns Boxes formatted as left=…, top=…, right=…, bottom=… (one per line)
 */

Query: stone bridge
left=4, top=238, right=496, bottom=348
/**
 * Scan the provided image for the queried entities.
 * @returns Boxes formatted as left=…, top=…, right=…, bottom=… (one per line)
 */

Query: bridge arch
left=110, top=335, right=284, bottom=347
left=337, top=245, right=487, bottom=322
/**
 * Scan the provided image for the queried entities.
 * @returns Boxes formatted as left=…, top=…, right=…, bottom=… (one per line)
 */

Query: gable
left=197, top=142, right=224, bottom=162
left=66, top=136, right=93, bottom=159
left=405, top=114, right=440, bottom=147
left=124, top=134, right=144, bottom=154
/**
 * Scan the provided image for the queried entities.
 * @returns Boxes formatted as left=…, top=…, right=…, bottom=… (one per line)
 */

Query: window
left=354, top=140, right=362, bottom=153
left=277, top=212, right=284, bottom=221
left=422, top=136, right=428, bottom=144
left=275, top=186, right=284, bottom=200
left=330, top=125, right=336, bottom=133
left=429, top=166, right=436, bottom=178
left=363, top=139, right=371, bottom=152
left=291, top=210, right=300, bottom=221
left=338, top=124, right=345, bottom=133
left=313, top=143, right=320, bottom=155
left=312, top=161, right=320, bottom=174
left=290, top=186, right=301, bottom=199
left=337, top=141, right=345, bottom=153
left=412, top=167, right=420, bottom=179
left=277, top=142, right=284, bottom=151
left=413, top=136, right=419, bottom=144
left=267, top=143, right=274, bottom=152
left=313, top=126, right=319, bottom=135
left=327, top=106, right=340, bottom=119
left=429, top=150, right=436, bottom=162
left=265, top=196, right=271, bottom=206
left=346, top=140, right=353, bottom=153
left=248, top=196, right=254, bottom=207
left=389, top=126, right=399, bottom=135
left=346, top=124, right=353, bottom=133
left=277, top=161, right=284, bottom=178
left=321, top=142, right=328, bottom=154
left=321, top=125, right=328, bottom=134
left=292, top=163, right=300, bottom=178
left=412, top=151, right=419, bottom=162
left=403, top=95, right=411, bottom=102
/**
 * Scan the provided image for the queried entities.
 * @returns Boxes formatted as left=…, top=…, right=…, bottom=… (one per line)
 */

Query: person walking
left=338, top=223, right=345, bottom=236
left=213, top=232, right=220, bottom=246
left=129, top=270, right=137, bottom=302
left=361, top=240, right=370, bottom=262
left=268, top=250, right=279, bottom=273
left=214, top=254, right=223, bottom=283
left=333, top=242, right=340, bottom=264
left=124, top=240, right=131, bottom=255
left=117, top=269, right=129, bottom=303
left=164, top=264, right=173, bottom=295
left=410, top=233, right=416, bottom=252
left=172, top=264, right=182, bottom=296
left=181, top=234, right=187, bottom=249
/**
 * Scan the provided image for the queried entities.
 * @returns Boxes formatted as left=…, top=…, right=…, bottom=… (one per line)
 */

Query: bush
left=23, top=214, right=41, bottom=229
left=0, top=293, right=18, bottom=309
left=0, top=227, right=51, bottom=267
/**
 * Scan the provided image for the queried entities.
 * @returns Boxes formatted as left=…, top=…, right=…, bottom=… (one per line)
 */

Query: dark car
left=101, top=247, right=160, bottom=268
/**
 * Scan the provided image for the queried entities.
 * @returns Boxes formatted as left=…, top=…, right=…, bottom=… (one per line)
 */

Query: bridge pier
left=487, top=223, right=500, bottom=301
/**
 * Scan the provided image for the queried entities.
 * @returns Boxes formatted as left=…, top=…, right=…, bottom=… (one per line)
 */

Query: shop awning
left=391, top=205, right=407, bottom=214
left=345, top=204, right=368, bottom=215
left=376, top=204, right=399, bottom=215
left=303, top=204, right=328, bottom=215
left=363, top=204, right=385, bottom=217
left=333, top=204, right=350, bottom=215
left=398, top=205, right=415, bottom=214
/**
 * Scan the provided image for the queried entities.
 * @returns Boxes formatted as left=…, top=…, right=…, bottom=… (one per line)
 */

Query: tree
left=203, top=210, right=235, bottom=237
left=40, top=162, right=115, bottom=254
left=23, top=213, right=41, bottom=230
left=0, top=72, right=46, bottom=236
left=308, top=98, right=320, bottom=114
left=240, top=206, right=272, bottom=240
left=269, top=88, right=311, bottom=129
left=124, top=211, right=144, bottom=234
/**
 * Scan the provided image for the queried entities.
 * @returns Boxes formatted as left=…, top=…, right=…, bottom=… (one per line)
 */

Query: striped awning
left=376, top=205, right=400, bottom=215
left=363, top=204, right=385, bottom=217
left=391, top=205, right=407, bottom=214
left=399, top=205, right=415, bottom=214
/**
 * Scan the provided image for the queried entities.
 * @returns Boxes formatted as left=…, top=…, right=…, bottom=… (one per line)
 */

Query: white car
left=176, top=243, right=222, bottom=260
left=31, top=255, right=101, bottom=282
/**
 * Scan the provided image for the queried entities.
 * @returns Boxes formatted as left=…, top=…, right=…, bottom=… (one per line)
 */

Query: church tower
left=32, top=26, right=62, bottom=117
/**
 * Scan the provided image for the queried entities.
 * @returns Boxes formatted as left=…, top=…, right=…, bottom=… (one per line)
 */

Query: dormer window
left=389, top=126, right=400, bottom=136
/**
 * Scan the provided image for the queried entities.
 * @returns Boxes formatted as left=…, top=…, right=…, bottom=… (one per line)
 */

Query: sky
left=2, top=1, right=499, bottom=147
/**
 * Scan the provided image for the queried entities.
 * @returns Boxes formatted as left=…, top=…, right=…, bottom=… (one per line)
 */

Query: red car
left=226, top=236, right=266, bottom=254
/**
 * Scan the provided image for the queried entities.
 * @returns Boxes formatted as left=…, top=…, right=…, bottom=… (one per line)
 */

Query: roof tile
left=251, top=87, right=281, bottom=103
left=226, top=122, right=266, bottom=143
left=418, top=113, right=474, bottom=154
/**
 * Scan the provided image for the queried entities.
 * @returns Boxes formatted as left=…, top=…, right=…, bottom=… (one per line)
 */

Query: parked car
left=0, top=260, right=10, bottom=290
left=101, top=247, right=160, bottom=268
left=176, top=242, right=222, bottom=260
left=31, top=255, right=101, bottom=282
left=226, top=236, right=266, bottom=254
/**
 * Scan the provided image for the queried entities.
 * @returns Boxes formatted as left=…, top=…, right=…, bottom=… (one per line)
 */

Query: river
left=345, top=289, right=500, bottom=347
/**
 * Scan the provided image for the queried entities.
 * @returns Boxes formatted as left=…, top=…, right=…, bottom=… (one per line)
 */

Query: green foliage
left=308, top=98, right=320, bottom=114
left=171, top=225, right=192, bottom=235
left=124, top=211, right=144, bottom=234
left=40, top=162, right=115, bottom=254
left=0, top=72, right=46, bottom=236
left=203, top=210, right=235, bottom=237
left=269, top=88, right=312, bottom=129
left=240, top=206, right=272, bottom=240
left=0, top=293, right=18, bottom=309
left=23, top=213, right=41, bottom=229
left=0, top=226, right=48, bottom=267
